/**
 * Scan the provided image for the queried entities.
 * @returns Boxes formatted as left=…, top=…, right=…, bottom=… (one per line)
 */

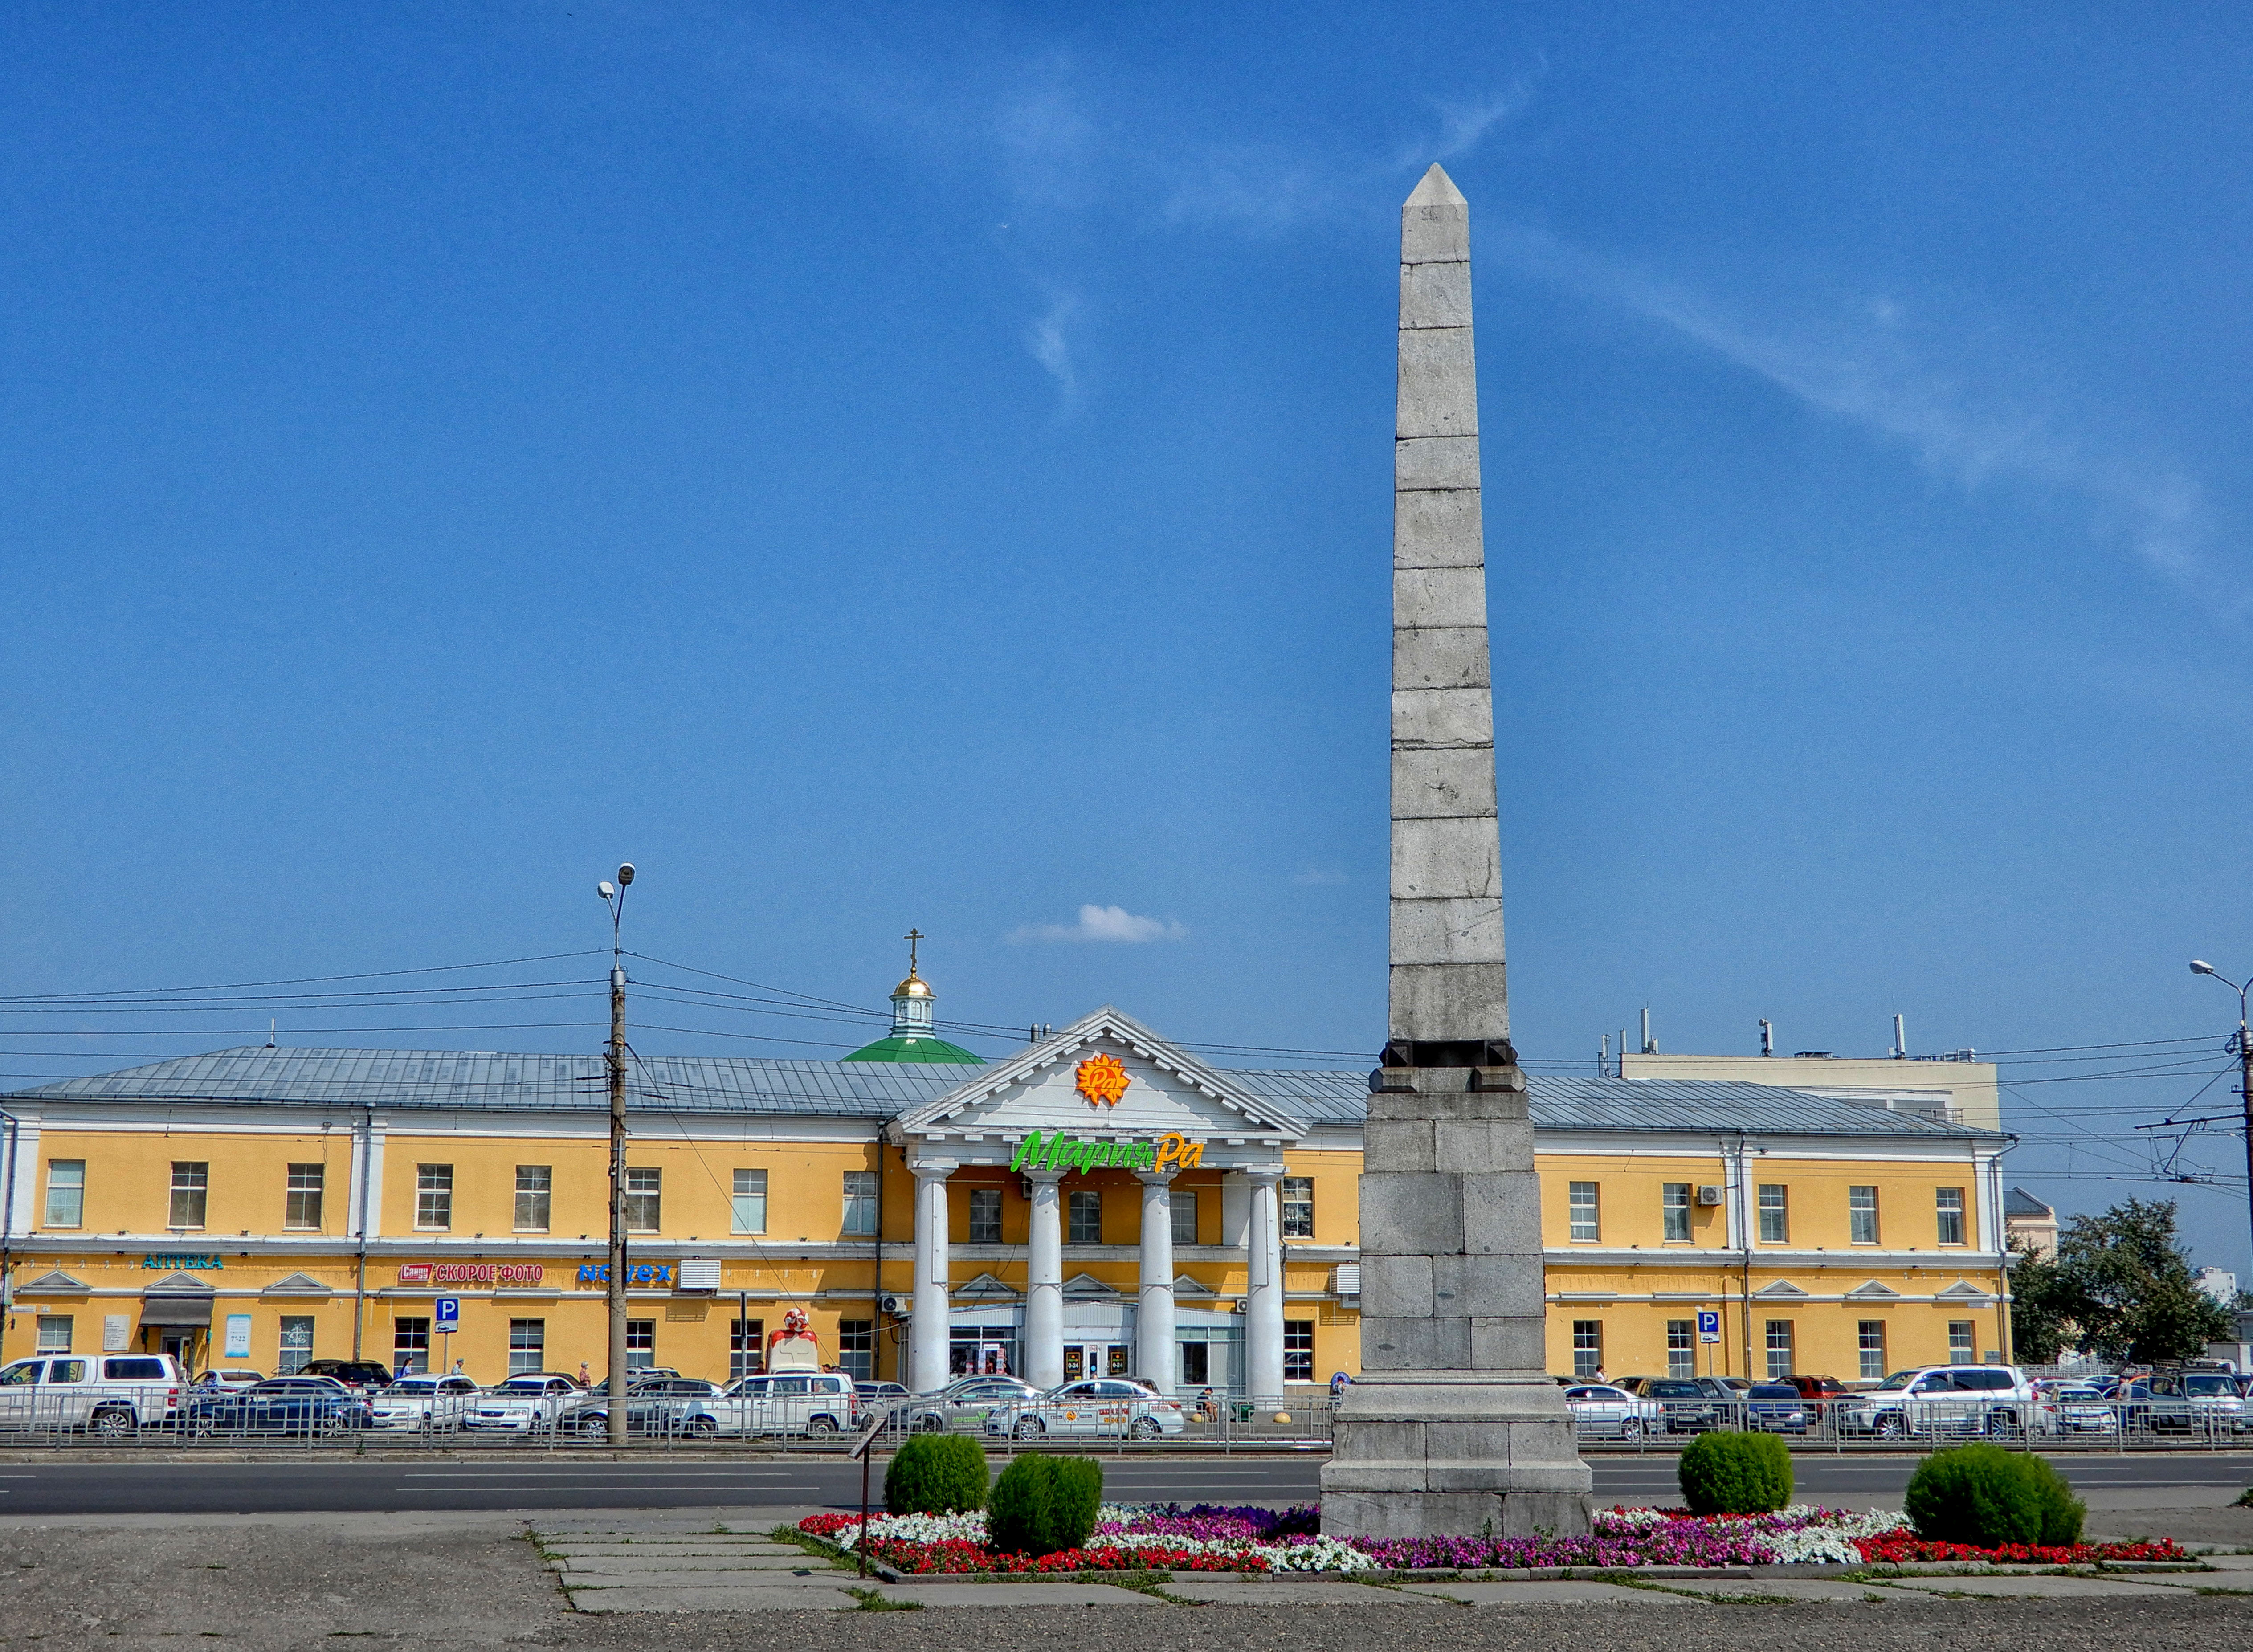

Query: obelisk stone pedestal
left=1319, top=163, right=1592, bottom=1540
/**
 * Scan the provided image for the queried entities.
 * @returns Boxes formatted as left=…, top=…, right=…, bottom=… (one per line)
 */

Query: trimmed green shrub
left=1677, top=1428, right=1793, bottom=1515
left=1904, top=1443, right=2085, bottom=1547
left=883, top=1432, right=990, bottom=1515
left=986, top=1452, right=1104, bottom=1556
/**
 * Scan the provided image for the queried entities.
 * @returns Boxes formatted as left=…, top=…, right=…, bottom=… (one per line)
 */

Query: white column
left=3, top=1113, right=40, bottom=1239
left=1245, top=1168, right=1285, bottom=1399
left=1135, top=1171, right=1177, bottom=1394
left=1025, top=1168, right=1065, bottom=1390
left=910, top=1165, right=952, bottom=1393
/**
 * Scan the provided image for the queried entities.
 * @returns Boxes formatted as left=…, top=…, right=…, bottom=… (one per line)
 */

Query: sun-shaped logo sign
left=1074, top=1053, right=1131, bottom=1109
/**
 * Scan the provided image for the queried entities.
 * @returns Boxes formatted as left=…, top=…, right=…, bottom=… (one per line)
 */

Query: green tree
left=2008, top=1198, right=2233, bottom=1363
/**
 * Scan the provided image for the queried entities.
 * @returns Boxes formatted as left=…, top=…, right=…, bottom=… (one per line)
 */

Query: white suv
left=715, top=1371, right=859, bottom=1436
left=1839, top=1364, right=2035, bottom=1438
left=0, top=1353, right=187, bottom=1436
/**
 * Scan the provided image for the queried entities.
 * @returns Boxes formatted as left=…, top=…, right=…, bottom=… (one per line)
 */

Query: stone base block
left=1318, top=1489, right=1597, bottom=1540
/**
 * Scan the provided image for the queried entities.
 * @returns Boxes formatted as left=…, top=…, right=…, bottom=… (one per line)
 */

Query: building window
left=1857, top=1320, right=1887, bottom=1382
left=169, top=1162, right=208, bottom=1230
left=415, top=1165, right=453, bottom=1230
left=43, top=1161, right=84, bottom=1228
left=394, top=1317, right=431, bottom=1375
left=1283, top=1319, right=1315, bottom=1383
left=842, top=1171, right=878, bottom=1236
left=285, top=1164, right=324, bottom=1231
left=1568, top=1181, right=1600, bottom=1242
left=625, top=1320, right=655, bottom=1371
left=1571, top=1320, right=1603, bottom=1378
left=1661, top=1183, right=1691, bottom=1242
left=1171, top=1189, right=1198, bottom=1246
left=278, top=1316, right=315, bottom=1375
left=509, top=1319, right=546, bottom=1376
left=731, top=1169, right=767, bottom=1235
left=1757, top=1184, right=1789, bottom=1244
left=968, top=1187, right=1003, bottom=1244
left=35, top=1316, right=71, bottom=1354
left=1666, top=1318, right=1695, bottom=1378
left=730, top=1318, right=765, bottom=1382
left=839, top=1319, right=874, bottom=1382
left=515, top=1166, right=551, bottom=1232
left=1948, top=1321, right=1974, bottom=1364
left=624, top=1167, right=661, bottom=1233
left=1765, top=1319, right=1795, bottom=1379
left=1935, top=1187, right=1966, bottom=1246
left=1849, top=1186, right=1879, bottom=1245
left=1067, top=1189, right=1102, bottom=1244
left=1280, top=1178, right=1314, bottom=1240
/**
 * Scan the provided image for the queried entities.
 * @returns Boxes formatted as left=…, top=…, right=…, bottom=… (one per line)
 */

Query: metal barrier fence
left=1567, top=1393, right=2253, bottom=1452
left=2, top=1386, right=2247, bottom=1455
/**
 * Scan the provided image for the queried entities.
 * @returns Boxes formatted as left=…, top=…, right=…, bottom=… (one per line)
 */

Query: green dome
left=841, top=1033, right=985, bottom=1065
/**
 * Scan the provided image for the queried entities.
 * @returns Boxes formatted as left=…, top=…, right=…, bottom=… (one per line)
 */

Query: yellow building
left=0, top=993, right=2013, bottom=1395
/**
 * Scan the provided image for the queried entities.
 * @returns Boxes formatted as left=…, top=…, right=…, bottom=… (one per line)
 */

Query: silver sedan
left=1563, top=1383, right=1657, bottom=1441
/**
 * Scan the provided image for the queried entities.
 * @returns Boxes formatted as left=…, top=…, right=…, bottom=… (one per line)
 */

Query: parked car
left=2032, top=1380, right=2118, bottom=1436
left=888, top=1375, right=1042, bottom=1435
left=1836, top=1365, right=2033, bottom=1438
left=563, top=1377, right=727, bottom=1438
left=467, top=1373, right=585, bottom=1433
left=2110, top=1372, right=2249, bottom=1434
left=1633, top=1378, right=1725, bottom=1432
left=298, top=1360, right=396, bottom=1393
left=715, top=1371, right=861, bottom=1436
left=987, top=1379, right=1186, bottom=1441
left=1743, top=1383, right=1810, bottom=1433
left=183, top=1375, right=372, bottom=1436
left=1563, top=1383, right=1655, bottom=1440
left=0, top=1353, right=186, bottom=1436
left=856, top=1381, right=910, bottom=1407
left=368, top=1373, right=482, bottom=1432
left=194, top=1369, right=266, bottom=1394
left=1782, top=1374, right=1849, bottom=1417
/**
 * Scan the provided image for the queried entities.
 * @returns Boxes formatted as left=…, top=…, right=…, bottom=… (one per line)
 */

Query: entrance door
left=161, top=1333, right=198, bottom=1370
left=1064, top=1344, right=1123, bottom=1383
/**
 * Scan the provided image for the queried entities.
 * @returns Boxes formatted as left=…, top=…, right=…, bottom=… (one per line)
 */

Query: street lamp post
left=600, top=865, right=637, bottom=1447
left=2189, top=960, right=2253, bottom=1279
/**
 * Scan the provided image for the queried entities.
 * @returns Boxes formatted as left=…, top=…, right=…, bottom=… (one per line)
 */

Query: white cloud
left=1024, top=292, right=1078, bottom=402
left=1293, top=864, right=1348, bottom=886
left=1008, top=903, right=1189, bottom=944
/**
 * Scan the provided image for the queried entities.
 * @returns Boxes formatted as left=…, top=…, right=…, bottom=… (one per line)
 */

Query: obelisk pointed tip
left=1405, top=163, right=1466, bottom=209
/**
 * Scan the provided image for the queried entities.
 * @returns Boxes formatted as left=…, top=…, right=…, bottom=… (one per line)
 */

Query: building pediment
left=1753, top=1280, right=1808, bottom=1298
left=1936, top=1281, right=1993, bottom=1301
left=1847, top=1281, right=1900, bottom=1299
left=261, top=1273, right=333, bottom=1298
left=1062, top=1273, right=1122, bottom=1301
left=893, top=1005, right=1306, bottom=1156
left=952, top=1273, right=1020, bottom=1301
left=143, top=1272, right=216, bottom=1295
left=17, top=1270, right=88, bottom=1295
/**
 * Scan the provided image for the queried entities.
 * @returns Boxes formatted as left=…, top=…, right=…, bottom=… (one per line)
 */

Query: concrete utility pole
left=600, top=865, right=637, bottom=1446
left=2190, top=962, right=2253, bottom=1276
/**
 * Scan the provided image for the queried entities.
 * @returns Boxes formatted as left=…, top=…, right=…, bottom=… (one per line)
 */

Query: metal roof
left=2004, top=1185, right=2054, bottom=1217
left=6, top=1046, right=2000, bottom=1138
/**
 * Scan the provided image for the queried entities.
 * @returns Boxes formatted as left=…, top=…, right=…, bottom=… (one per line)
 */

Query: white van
left=715, top=1371, right=859, bottom=1436
left=0, top=1353, right=187, bottom=1436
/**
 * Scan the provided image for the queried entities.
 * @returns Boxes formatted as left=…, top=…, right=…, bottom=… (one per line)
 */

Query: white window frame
left=1661, top=1182, right=1690, bottom=1242
left=1857, top=1319, right=1886, bottom=1381
left=1170, top=1188, right=1198, bottom=1246
left=1282, top=1319, right=1315, bottom=1383
left=514, top=1165, right=552, bottom=1233
left=1849, top=1185, right=1879, bottom=1245
left=624, top=1167, right=661, bottom=1234
left=508, top=1318, right=546, bottom=1377
left=44, top=1160, right=84, bottom=1229
left=1765, top=1318, right=1794, bottom=1379
left=278, top=1315, right=315, bottom=1376
left=967, top=1187, right=1003, bottom=1244
left=1568, top=1181, right=1600, bottom=1242
left=1935, top=1187, right=1967, bottom=1246
left=169, top=1161, right=208, bottom=1230
left=35, top=1315, right=72, bottom=1354
left=1066, top=1188, right=1102, bottom=1244
left=1757, top=1183, right=1789, bottom=1244
left=1665, top=1318, right=1694, bottom=1378
left=1571, top=1319, right=1603, bottom=1378
left=841, top=1171, right=878, bottom=1237
left=1947, top=1320, right=1975, bottom=1363
left=625, top=1319, right=656, bottom=1371
left=284, top=1163, right=324, bottom=1231
left=415, top=1165, right=453, bottom=1231
left=1280, top=1177, right=1314, bottom=1240
left=731, top=1168, right=767, bottom=1235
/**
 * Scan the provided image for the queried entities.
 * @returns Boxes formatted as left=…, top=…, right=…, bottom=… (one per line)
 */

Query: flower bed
left=796, top=1503, right=2188, bottom=1575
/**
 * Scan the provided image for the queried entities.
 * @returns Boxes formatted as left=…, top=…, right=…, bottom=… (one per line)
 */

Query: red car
left=1783, top=1374, right=1849, bottom=1417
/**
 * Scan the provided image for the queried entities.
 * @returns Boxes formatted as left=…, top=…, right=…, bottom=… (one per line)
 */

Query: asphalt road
left=0, top=1451, right=2247, bottom=1515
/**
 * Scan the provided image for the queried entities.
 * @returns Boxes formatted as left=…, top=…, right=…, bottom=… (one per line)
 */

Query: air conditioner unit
left=1331, top=1264, right=1361, bottom=1299
left=1696, top=1186, right=1725, bottom=1207
left=673, top=1257, right=722, bottom=1293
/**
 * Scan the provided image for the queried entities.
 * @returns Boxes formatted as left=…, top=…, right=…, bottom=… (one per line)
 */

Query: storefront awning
left=139, top=1296, right=213, bottom=1327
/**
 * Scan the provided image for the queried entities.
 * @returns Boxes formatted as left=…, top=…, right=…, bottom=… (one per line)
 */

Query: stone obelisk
left=1319, top=164, right=1593, bottom=1539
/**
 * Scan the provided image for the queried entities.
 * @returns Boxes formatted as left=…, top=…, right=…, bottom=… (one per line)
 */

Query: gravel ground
left=3, top=1516, right=2252, bottom=1652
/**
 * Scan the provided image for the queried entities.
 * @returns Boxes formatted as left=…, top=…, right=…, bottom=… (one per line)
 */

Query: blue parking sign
left=434, top=1297, right=460, bottom=1331
left=1696, top=1310, right=1721, bottom=1344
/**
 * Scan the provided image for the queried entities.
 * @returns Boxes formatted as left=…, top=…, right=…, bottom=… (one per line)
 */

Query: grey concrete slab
left=559, top=1556, right=821, bottom=1574
left=1669, top=1579, right=1941, bottom=1603
left=1883, top=1572, right=2182, bottom=1598
left=1162, top=1575, right=1445, bottom=1603
left=1403, top=1580, right=1699, bottom=1604
left=564, top=1583, right=859, bottom=1611
left=872, top=1581, right=1167, bottom=1607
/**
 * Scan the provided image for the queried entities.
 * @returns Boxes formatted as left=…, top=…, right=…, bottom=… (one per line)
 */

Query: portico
left=886, top=1006, right=1303, bottom=1398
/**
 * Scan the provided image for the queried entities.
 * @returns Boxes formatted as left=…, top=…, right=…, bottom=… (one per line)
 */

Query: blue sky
left=6, top=4, right=2253, bottom=1272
